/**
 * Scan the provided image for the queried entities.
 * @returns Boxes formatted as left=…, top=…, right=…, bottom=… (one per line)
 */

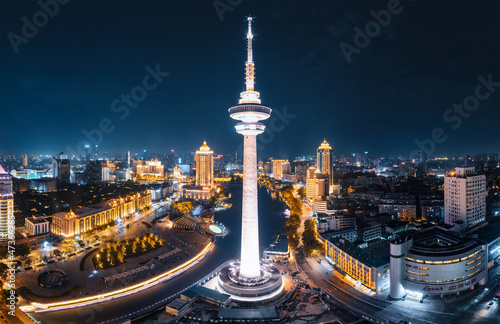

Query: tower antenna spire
left=239, top=16, right=260, bottom=104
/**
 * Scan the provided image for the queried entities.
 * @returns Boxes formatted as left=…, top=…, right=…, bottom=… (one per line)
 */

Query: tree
left=298, top=187, right=306, bottom=200
left=302, top=219, right=322, bottom=256
left=171, top=201, right=194, bottom=215
left=286, top=214, right=301, bottom=229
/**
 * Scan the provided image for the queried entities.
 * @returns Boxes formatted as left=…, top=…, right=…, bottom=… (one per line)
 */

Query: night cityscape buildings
left=0, top=165, right=14, bottom=241
left=0, top=1, right=499, bottom=323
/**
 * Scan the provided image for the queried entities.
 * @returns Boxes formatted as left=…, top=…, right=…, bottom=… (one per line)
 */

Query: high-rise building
left=317, top=140, right=332, bottom=175
left=306, top=166, right=317, bottom=199
left=85, top=160, right=111, bottom=182
left=22, top=154, right=28, bottom=167
left=217, top=17, right=283, bottom=302
left=444, top=167, right=486, bottom=229
left=93, top=145, right=99, bottom=160
left=306, top=166, right=329, bottom=200
left=271, top=159, right=288, bottom=179
left=195, top=141, right=214, bottom=187
left=52, top=152, right=70, bottom=184
left=0, top=164, right=14, bottom=241
left=419, top=150, right=427, bottom=175
left=126, top=151, right=132, bottom=180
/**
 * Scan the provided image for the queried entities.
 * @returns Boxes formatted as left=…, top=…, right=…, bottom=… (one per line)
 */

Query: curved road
left=29, top=187, right=286, bottom=324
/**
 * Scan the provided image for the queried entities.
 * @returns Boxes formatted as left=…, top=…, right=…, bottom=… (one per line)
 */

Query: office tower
left=84, top=145, right=91, bottom=163
left=444, top=167, right=486, bottom=229
left=218, top=17, right=283, bottom=301
left=0, top=164, right=14, bottom=240
left=419, top=150, right=427, bottom=175
left=52, top=152, right=70, bottom=184
left=317, top=139, right=332, bottom=175
left=195, top=141, right=214, bottom=187
left=22, top=154, right=28, bottom=167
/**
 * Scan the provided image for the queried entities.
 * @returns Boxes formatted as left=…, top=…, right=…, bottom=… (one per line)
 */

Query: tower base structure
left=217, top=261, right=284, bottom=303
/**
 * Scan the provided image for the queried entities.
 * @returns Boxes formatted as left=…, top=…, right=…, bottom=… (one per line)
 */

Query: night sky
left=1, top=0, right=499, bottom=158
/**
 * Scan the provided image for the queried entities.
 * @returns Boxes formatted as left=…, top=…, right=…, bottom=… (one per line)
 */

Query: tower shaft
left=240, top=134, right=260, bottom=278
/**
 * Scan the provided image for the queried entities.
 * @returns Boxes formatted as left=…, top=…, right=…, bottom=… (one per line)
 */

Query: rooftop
left=329, top=237, right=389, bottom=268
left=265, top=235, right=288, bottom=253
left=182, top=285, right=231, bottom=304
left=26, top=216, right=48, bottom=224
left=471, top=221, right=500, bottom=245
left=385, top=220, right=409, bottom=229
left=394, top=227, right=486, bottom=257
left=218, top=307, right=278, bottom=320
left=166, top=298, right=188, bottom=310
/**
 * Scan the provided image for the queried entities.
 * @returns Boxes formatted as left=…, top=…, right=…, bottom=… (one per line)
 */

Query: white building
left=444, top=167, right=486, bottom=229
left=25, top=216, right=50, bottom=236
left=390, top=227, right=487, bottom=298
left=0, top=165, right=14, bottom=240
left=313, top=199, right=327, bottom=214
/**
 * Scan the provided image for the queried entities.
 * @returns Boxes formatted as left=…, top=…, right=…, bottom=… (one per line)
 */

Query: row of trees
left=278, top=185, right=303, bottom=251
left=302, top=219, right=323, bottom=256
left=258, top=175, right=322, bottom=257
left=93, top=233, right=163, bottom=269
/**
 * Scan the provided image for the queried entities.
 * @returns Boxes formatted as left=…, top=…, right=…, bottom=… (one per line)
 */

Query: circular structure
left=390, top=228, right=488, bottom=299
left=209, top=224, right=222, bottom=234
left=202, top=223, right=228, bottom=237
left=38, top=269, right=68, bottom=288
left=217, top=261, right=284, bottom=303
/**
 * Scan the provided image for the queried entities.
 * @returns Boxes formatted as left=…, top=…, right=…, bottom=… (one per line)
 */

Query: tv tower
left=217, top=17, right=283, bottom=302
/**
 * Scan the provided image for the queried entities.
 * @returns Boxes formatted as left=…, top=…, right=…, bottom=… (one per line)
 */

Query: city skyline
left=1, top=0, right=499, bottom=157
left=1, top=2, right=500, bottom=321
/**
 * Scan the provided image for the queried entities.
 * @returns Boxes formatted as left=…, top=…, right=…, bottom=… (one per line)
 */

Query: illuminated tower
left=126, top=151, right=132, bottom=181
left=218, top=17, right=283, bottom=302
left=0, top=164, right=14, bottom=241
left=231, top=17, right=270, bottom=279
left=195, top=141, right=214, bottom=187
left=317, top=139, right=332, bottom=175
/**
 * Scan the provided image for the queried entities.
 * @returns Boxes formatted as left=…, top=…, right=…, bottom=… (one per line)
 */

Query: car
left=494, top=295, right=500, bottom=300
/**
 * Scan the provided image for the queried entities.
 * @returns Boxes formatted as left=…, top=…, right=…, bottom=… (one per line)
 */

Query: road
left=295, top=251, right=500, bottom=324
left=28, top=186, right=287, bottom=324
left=296, top=251, right=459, bottom=324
